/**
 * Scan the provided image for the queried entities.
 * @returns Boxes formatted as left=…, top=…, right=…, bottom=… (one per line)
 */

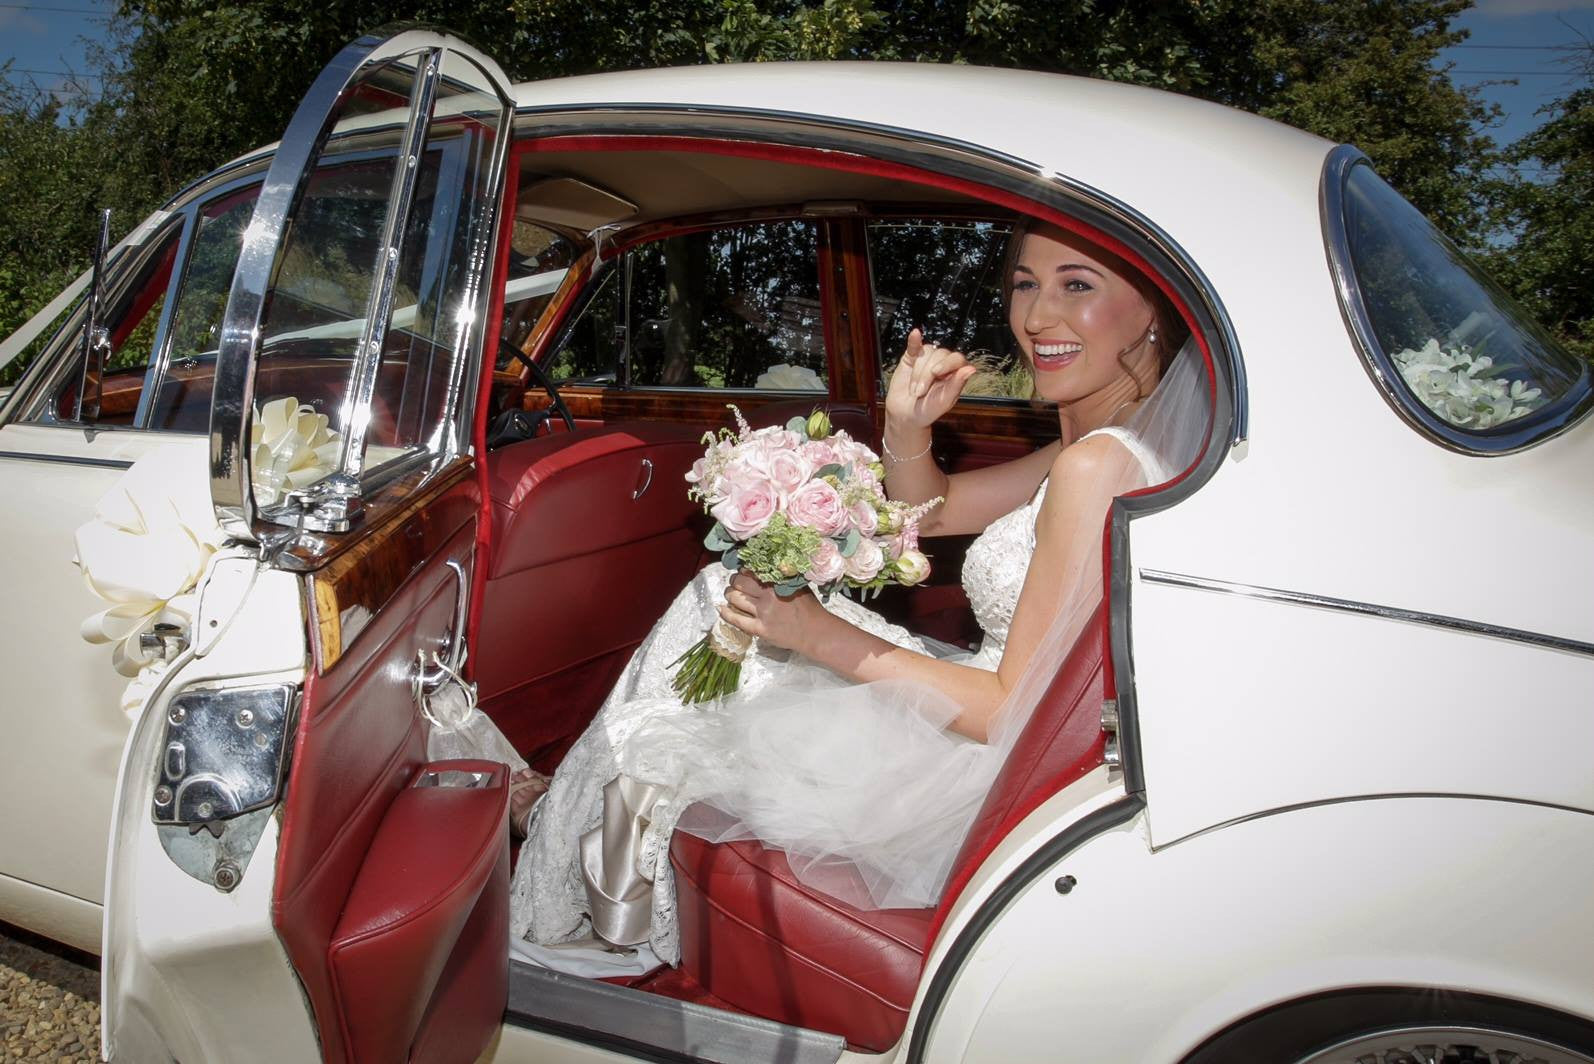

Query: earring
left=1148, top=325, right=1158, bottom=345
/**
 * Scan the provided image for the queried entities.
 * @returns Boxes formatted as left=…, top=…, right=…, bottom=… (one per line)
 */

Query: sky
left=0, top=0, right=1591, bottom=153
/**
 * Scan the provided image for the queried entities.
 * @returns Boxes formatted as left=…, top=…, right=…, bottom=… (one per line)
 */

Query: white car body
left=1, top=29, right=1590, bottom=1064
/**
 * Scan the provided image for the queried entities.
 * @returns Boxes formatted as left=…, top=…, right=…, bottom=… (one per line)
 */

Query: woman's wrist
left=882, top=422, right=932, bottom=466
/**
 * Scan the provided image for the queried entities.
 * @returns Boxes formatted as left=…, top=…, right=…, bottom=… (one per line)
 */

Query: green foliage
left=1, top=0, right=1587, bottom=381
left=1479, top=45, right=1594, bottom=363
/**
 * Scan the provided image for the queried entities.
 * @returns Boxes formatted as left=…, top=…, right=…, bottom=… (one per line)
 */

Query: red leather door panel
left=273, top=476, right=507, bottom=1064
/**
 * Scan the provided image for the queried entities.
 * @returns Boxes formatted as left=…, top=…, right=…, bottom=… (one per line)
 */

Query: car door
left=100, top=30, right=519, bottom=1063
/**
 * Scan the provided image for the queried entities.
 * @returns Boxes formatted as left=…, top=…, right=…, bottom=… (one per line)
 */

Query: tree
left=0, top=0, right=1517, bottom=372
left=1482, top=40, right=1594, bottom=362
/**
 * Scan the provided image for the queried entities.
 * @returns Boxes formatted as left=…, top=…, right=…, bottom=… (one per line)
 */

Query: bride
left=489, top=220, right=1208, bottom=967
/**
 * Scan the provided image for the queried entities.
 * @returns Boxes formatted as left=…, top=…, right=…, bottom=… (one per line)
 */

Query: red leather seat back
left=477, top=425, right=707, bottom=761
left=935, top=603, right=1108, bottom=923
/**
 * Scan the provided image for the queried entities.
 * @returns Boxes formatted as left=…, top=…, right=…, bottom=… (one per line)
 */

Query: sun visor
left=517, top=176, right=638, bottom=233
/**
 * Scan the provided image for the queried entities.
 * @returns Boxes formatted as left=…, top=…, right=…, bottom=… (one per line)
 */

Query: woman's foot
left=509, top=768, right=551, bottom=840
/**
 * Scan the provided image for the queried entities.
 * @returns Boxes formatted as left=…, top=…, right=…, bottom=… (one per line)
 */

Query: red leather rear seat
left=670, top=604, right=1109, bottom=1051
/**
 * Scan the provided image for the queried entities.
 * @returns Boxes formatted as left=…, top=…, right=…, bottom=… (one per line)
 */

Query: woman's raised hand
left=884, top=329, right=979, bottom=432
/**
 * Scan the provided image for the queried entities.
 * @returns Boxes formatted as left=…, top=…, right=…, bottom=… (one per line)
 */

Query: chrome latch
left=259, top=472, right=364, bottom=534
left=138, top=622, right=189, bottom=664
left=1101, top=698, right=1120, bottom=769
left=153, top=683, right=298, bottom=890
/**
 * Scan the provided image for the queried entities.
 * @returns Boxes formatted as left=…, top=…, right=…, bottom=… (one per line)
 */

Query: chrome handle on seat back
left=633, top=457, right=654, bottom=500
left=415, top=558, right=469, bottom=695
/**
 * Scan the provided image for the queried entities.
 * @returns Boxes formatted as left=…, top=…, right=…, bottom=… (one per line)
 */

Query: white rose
left=894, top=549, right=931, bottom=586
left=843, top=537, right=885, bottom=582
left=754, top=363, right=824, bottom=390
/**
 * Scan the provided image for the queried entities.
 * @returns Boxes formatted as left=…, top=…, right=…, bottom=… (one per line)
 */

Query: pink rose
left=849, top=500, right=879, bottom=537
left=785, top=480, right=849, bottom=536
left=843, top=536, right=885, bottom=582
left=711, top=476, right=778, bottom=538
left=766, top=448, right=811, bottom=498
left=800, top=440, right=841, bottom=469
left=804, top=539, right=846, bottom=584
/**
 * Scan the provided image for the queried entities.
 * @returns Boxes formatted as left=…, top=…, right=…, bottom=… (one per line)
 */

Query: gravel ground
left=0, top=925, right=99, bottom=1062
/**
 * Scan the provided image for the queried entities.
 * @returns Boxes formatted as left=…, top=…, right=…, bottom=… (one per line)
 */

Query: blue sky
left=1, top=0, right=1591, bottom=154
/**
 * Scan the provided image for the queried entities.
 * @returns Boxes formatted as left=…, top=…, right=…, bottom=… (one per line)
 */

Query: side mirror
left=73, top=208, right=113, bottom=423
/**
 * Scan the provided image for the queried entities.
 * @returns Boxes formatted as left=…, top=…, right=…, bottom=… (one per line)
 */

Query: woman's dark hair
left=1001, top=218, right=1189, bottom=399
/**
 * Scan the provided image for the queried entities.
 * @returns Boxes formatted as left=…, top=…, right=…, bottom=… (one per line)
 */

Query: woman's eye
left=1065, top=279, right=1093, bottom=293
left=1012, top=278, right=1038, bottom=292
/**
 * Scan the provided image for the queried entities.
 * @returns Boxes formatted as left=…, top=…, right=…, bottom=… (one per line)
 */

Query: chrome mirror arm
left=73, top=209, right=113, bottom=424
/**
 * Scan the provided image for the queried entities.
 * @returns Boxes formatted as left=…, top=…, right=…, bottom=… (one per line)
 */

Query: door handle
left=632, top=457, right=653, bottom=500
left=415, top=558, right=469, bottom=696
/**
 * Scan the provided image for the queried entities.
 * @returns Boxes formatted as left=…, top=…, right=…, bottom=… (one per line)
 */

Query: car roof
left=506, top=61, right=1336, bottom=221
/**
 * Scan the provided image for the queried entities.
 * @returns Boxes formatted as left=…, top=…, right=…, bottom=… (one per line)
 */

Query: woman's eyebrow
left=1011, top=262, right=1104, bottom=276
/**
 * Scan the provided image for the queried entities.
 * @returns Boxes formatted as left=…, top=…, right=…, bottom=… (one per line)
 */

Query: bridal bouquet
left=671, top=407, right=941, bottom=704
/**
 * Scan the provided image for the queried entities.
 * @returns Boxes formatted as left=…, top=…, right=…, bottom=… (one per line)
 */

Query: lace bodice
left=960, top=481, right=1046, bottom=662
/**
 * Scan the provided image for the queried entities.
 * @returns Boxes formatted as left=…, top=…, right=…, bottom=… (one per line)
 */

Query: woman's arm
left=882, top=330, right=1060, bottom=536
left=723, top=433, right=1138, bottom=740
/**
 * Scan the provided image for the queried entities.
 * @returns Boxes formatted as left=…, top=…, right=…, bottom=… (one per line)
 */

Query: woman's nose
left=1024, top=291, right=1061, bottom=333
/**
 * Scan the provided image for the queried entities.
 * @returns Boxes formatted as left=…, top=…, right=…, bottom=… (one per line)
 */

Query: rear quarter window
left=1325, top=151, right=1591, bottom=452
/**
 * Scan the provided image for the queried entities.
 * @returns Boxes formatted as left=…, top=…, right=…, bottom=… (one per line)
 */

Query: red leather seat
left=477, top=424, right=707, bottom=763
left=669, top=604, right=1109, bottom=1051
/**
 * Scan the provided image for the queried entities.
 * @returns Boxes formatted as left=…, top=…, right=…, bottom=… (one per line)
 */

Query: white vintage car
left=1, top=27, right=1592, bottom=1064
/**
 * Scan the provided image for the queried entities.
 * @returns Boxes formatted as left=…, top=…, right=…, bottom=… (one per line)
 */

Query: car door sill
left=504, top=958, right=846, bottom=1064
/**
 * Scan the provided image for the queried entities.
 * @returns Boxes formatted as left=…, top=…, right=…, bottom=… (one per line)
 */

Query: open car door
left=101, top=30, right=518, bottom=1063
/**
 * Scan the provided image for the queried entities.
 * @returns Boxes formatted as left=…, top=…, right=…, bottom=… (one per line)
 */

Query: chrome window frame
left=208, top=29, right=514, bottom=543
left=5, top=211, right=190, bottom=432
left=1321, top=144, right=1594, bottom=456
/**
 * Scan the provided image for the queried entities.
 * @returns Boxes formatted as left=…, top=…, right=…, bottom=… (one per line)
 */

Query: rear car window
left=1328, top=156, right=1590, bottom=451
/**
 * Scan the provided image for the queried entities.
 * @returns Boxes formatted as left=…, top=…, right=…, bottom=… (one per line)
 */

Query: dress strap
left=1077, top=426, right=1169, bottom=486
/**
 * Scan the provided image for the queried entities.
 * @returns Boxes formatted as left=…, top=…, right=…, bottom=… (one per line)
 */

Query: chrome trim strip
left=1140, top=567, right=1594, bottom=658
left=1158, top=791, right=1594, bottom=852
left=0, top=450, right=134, bottom=469
left=339, top=48, right=441, bottom=481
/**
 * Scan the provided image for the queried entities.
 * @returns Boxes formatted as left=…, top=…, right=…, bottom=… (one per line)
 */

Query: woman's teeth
left=1034, top=342, right=1082, bottom=358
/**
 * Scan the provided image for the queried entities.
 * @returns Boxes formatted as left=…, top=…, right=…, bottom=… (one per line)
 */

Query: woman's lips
left=1030, top=340, right=1082, bottom=372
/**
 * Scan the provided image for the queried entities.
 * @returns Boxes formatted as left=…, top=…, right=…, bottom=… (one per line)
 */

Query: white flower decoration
left=1390, top=338, right=1545, bottom=430
left=74, top=443, right=225, bottom=684
left=754, top=363, right=824, bottom=391
left=250, top=396, right=343, bottom=506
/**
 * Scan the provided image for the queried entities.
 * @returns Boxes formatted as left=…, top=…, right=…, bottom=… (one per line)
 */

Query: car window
left=546, top=221, right=827, bottom=392
left=496, top=222, right=578, bottom=370
left=1334, top=160, right=1589, bottom=447
left=868, top=218, right=1032, bottom=401
left=144, top=185, right=261, bottom=432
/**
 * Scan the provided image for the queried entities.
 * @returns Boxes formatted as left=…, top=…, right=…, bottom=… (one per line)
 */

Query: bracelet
left=882, top=435, right=932, bottom=465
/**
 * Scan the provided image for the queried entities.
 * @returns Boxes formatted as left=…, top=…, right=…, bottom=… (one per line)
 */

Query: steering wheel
left=497, top=337, right=577, bottom=435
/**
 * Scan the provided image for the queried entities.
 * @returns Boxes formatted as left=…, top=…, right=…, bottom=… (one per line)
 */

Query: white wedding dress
left=507, top=425, right=1172, bottom=966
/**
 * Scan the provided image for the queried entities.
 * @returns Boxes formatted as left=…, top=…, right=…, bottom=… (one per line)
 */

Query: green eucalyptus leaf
left=704, top=522, right=736, bottom=551
left=786, top=415, right=809, bottom=433
left=839, top=528, right=861, bottom=557
left=721, top=547, right=741, bottom=570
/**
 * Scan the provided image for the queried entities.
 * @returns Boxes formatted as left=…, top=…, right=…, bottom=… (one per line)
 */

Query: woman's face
left=1007, top=224, right=1158, bottom=404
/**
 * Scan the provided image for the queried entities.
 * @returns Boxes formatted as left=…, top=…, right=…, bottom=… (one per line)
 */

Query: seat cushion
left=670, top=832, right=933, bottom=1053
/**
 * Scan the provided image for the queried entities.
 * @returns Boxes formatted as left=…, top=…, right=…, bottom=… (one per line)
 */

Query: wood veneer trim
left=307, top=459, right=475, bottom=671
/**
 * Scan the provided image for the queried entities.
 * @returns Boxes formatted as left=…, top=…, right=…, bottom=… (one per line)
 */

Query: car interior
left=454, top=137, right=1208, bottom=1052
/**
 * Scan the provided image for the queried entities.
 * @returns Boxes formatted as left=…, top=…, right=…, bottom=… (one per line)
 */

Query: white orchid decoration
left=250, top=396, right=344, bottom=506
left=1391, top=338, right=1546, bottom=430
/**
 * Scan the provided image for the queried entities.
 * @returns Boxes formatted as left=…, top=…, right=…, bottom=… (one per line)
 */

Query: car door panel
left=274, top=472, right=492, bottom=1064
